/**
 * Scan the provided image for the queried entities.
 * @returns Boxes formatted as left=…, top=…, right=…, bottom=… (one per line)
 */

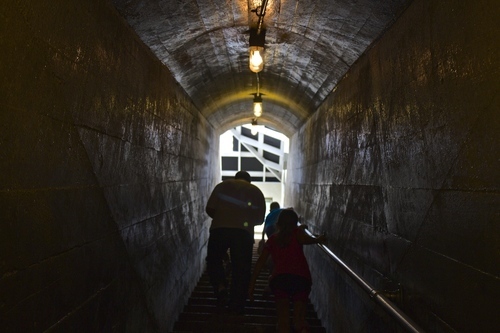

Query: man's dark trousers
left=206, top=228, right=254, bottom=313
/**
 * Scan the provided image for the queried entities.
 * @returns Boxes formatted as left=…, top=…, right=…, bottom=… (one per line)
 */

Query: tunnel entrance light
left=251, top=118, right=259, bottom=135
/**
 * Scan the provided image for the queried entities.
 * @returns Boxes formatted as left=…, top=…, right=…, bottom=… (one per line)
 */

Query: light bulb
left=253, top=102, right=263, bottom=117
left=249, top=46, right=264, bottom=73
left=250, top=50, right=263, bottom=67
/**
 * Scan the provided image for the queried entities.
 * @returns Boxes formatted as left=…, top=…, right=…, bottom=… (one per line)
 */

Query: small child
left=248, top=209, right=326, bottom=333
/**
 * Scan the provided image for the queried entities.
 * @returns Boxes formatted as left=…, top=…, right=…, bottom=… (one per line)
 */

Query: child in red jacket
left=248, top=209, right=326, bottom=333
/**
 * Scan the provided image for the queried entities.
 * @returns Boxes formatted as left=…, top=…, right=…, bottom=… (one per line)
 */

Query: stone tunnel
left=0, top=0, right=498, bottom=332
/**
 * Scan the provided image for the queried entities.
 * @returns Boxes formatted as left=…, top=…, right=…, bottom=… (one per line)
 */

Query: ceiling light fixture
left=252, top=72, right=263, bottom=117
left=249, top=29, right=265, bottom=73
left=248, top=0, right=269, bottom=73
left=253, top=94, right=263, bottom=117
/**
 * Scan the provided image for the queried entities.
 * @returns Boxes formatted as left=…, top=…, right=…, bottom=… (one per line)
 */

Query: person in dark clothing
left=206, top=170, right=266, bottom=314
left=261, top=201, right=281, bottom=240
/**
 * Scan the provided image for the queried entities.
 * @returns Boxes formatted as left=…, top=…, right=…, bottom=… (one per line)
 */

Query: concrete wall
left=286, top=0, right=499, bottom=332
left=0, top=1, right=217, bottom=332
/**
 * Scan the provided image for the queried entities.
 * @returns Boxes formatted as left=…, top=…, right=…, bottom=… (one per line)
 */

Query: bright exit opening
left=219, top=124, right=289, bottom=238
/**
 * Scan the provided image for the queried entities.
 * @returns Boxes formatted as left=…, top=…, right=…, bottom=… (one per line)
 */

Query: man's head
left=235, top=170, right=251, bottom=183
left=270, top=202, right=280, bottom=210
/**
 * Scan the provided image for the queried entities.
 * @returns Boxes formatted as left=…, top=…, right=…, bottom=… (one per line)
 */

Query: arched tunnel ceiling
left=111, top=0, right=412, bottom=136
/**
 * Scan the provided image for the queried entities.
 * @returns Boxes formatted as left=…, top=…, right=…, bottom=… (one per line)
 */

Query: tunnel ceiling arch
left=111, top=0, right=411, bottom=135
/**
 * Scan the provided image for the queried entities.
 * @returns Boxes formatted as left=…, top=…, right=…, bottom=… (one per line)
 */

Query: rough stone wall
left=0, top=1, right=217, bottom=332
left=286, top=0, right=499, bottom=332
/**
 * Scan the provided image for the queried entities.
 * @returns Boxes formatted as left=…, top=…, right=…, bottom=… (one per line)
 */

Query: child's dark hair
left=275, top=209, right=299, bottom=247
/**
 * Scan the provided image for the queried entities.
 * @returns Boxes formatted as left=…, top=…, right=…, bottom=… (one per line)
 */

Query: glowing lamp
left=251, top=118, right=258, bottom=135
left=253, top=94, right=263, bottom=117
left=249, top=46, right=264, bottom=73
left=249, top=28, right=266, bottom=73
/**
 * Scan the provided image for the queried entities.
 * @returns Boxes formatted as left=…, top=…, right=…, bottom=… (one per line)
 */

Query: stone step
left=179, top=304, right=323, bottom=326
left=187, top=297, right=319, bottom=315
left=172, top=315, right=326, bottom=333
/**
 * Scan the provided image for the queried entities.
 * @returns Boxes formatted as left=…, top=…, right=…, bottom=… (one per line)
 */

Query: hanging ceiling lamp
left=252, top=73, right=263, bottom=117
left=249, top=28, right=266, bottom=73
left=249, top=1, right=269, bottom=119
left=253, top=94, right=263, bottom=117
left=251, top=118, right=259, bottom=135
left=248, top=0, right=269, bottom=73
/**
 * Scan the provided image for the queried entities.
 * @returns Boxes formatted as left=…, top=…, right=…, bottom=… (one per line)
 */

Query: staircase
left=171, top=244, right=325, bottom=333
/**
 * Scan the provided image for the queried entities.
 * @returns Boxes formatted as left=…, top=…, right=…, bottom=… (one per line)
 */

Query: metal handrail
left=302, top=227, right=425, bottom=333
